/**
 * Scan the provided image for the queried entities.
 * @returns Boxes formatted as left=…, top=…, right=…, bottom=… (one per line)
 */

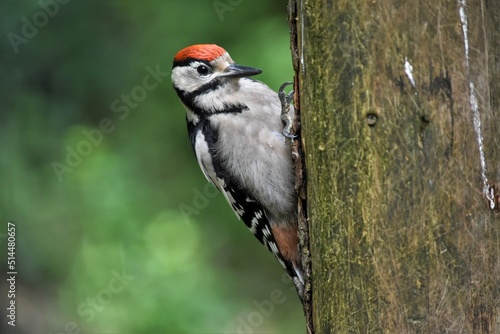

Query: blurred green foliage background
left=1, top=0, right=304, bottom=332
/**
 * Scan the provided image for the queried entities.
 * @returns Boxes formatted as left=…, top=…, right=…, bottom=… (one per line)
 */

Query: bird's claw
left=279, top=81, right=296, bottom=139
left=279, top=81, right=294, bottom=106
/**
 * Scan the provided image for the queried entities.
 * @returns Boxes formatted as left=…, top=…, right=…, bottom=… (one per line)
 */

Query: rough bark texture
left=292, top=0, right=500, bottom=332
left=288, top=2, right=314, bottom=333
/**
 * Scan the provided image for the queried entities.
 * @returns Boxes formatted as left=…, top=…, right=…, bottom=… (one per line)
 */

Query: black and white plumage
left=171, top=44, right=303, bottom=295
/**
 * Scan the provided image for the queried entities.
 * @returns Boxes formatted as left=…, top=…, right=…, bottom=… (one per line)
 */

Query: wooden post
left=291, top=0, right=500, bottom=332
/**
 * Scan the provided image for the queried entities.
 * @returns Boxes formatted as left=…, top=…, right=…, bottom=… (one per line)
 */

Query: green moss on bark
left=296, top=0, right=500, bottom=332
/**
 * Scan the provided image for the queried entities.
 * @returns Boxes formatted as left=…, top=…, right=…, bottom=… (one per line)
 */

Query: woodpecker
left=171, top=44, right=304, bottom=297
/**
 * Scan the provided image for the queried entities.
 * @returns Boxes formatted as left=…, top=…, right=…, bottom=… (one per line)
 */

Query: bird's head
left=171, top=44, right=262, bottom=95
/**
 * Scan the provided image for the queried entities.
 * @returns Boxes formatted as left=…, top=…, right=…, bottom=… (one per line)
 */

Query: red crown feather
left=174, top=44, right=227, bottom=63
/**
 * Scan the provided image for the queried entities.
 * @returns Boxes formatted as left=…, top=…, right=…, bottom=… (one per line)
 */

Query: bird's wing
left=189, top=118, right=297, bottom=279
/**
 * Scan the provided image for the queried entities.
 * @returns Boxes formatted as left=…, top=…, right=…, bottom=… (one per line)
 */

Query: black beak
left=221, top=63, right=262, bottom=78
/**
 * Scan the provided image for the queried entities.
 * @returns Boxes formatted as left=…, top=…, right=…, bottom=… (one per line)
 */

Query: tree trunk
left=291, top=0, right=500, bottom=332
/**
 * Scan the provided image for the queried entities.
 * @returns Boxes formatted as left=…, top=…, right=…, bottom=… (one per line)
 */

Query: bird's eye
left=196, top=64, right=211, bottom=76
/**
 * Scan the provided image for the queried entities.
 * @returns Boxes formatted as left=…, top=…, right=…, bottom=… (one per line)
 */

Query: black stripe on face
left=172, top=77, right=223, bottom=103
left=183, top=77, right=224, bottom=101
left=176, top=82, right=249, bottom=119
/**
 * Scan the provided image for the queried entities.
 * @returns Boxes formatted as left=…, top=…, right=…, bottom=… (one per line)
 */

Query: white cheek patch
left=171, top=65, right=216, bottom=93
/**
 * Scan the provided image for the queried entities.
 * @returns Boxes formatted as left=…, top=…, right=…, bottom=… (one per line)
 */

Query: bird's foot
left=279, top=82, right=297, bottom=139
